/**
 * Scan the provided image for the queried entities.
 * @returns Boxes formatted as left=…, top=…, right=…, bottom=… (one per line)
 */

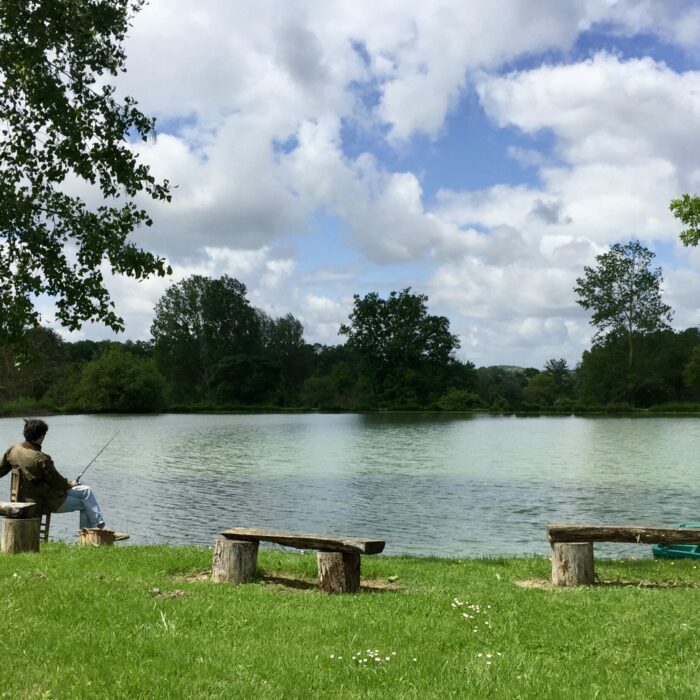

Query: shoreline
left=4, top=406, right=700, bottom=418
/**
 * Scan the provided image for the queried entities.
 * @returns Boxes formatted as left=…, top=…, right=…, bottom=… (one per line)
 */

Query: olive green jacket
left=0, top=441, right=71, bottom=513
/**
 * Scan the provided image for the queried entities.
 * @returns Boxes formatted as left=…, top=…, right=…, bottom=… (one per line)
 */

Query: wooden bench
left=213, top=527, right=386, bottom=593
left=547, top=523, right=700, bottom=586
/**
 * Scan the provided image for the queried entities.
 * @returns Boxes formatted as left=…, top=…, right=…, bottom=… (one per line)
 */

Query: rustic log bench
left=0, top=501, right=42, bottom=553
left=547, top=523, right=700, bottom=586
left=213, top=528, right=386, bottom=593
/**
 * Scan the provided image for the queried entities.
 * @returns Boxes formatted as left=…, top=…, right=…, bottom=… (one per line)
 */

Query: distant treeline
left=3, top=274, right=700, bottom=415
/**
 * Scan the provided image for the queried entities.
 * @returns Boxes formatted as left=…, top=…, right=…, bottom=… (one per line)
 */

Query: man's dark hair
left=23, top=419, right=48, bottom=443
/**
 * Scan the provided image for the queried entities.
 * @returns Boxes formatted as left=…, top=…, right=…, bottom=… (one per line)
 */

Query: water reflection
left=0, top=413, right=697, bottom=557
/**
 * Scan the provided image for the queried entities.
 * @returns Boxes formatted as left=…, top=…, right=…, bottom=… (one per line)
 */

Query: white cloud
left=664, top=267, right=700, bottom=329
left=596, top=0, right=700, bottom=53
left=430, top=256, right=580, bottom=322
left=281, top=118, right=446, bottom=263
left=438, top=160, right=681, bottom=248
left=507, top=146, right=552, bottom=169
left=46, top=2, right=700, bottom=367
left=424, top=52, right=700, bottom=363
left=121, top=4, right=700, bottom=264
left=477, top=53, right=700, bottom=173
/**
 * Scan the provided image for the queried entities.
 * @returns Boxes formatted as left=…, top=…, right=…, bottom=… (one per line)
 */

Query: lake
left=1, top=413, right=698, bottom=557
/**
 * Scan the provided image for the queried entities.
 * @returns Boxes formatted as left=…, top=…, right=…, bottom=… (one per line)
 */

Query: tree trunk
left=1, top=517, right=40, bottom=553
left=317, top=551, right=361, bottom=593
left=211, top=539, right=258, bottom=584
left=79, top=528, right=115, bottom=546
left=551, top=542, right=594, bottom=586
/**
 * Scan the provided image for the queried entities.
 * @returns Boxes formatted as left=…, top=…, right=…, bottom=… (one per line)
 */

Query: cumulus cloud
left=597, top=0, right=700, bottom=52
left=425, top=52, right=700, bottom=363
left=48, top=1, right=700, bottom=367
left=477, top=53, right=700, bottom=173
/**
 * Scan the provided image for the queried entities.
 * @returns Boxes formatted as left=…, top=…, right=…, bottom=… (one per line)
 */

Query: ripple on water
left=0, top=413, right=697, bottom=556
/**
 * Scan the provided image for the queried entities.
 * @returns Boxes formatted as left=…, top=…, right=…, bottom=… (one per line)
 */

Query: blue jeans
left=55, top=484, right=105, bottom=529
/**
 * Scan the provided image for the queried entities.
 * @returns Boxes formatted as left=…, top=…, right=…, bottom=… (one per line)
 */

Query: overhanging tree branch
left=0, top=0, right=171, bottom=341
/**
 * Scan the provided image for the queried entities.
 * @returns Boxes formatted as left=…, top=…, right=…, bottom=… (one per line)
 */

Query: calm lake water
left=1, top=413, right=698, bottom=557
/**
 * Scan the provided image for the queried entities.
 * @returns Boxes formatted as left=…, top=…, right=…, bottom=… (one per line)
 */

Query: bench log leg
left=317, top=551, right=360, bottom=593
left=1, top=517, right=40, bottom=554
left=79, top=528, right=115, bottom=547
left=212, top=539, right=258, bottom=584
left=551, top=542, right=594, bottom=586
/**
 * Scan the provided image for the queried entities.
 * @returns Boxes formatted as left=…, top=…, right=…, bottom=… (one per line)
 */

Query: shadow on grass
left=260, top=574, right=317, bottom=591
left=175, top=569, right=402, bottom=593
left=260, top=573, right=402, bottom=594
left=516, top=578, right=700, bottom=590
left=596, top=578, right=700, bottom=589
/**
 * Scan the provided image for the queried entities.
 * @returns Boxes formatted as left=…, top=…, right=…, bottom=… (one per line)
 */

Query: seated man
left=0, top=418, right=107, bottom=530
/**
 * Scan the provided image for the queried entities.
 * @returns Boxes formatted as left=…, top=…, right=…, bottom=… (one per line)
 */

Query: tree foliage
left=574, top=241, right=672, bottom=367
left=476, top=366, right=529, bottom=409
left=683, top=345, right=700, bottom=397
left=576, top=329, right=699, bottom=407
left=151, top=275, right=263, bottom=400
left=150, top=275, right=313, bottom=405
left=78, top=345, right=165, bottom=412
left=0, top=0, right=171, bottom=341
left=265, top=313, right=314, bottom=405
left=0, top=326, right=66, bottom=400
left=339, top=288, right=460, bottom=404
left=2, top=277, right=699, bottom=413
left=670, top=194, right=700, bottom=247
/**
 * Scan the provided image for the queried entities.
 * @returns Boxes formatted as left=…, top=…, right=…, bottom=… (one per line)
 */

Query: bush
left=648, top=402, right=700, bottom=413
left=437, top=389, right=484, bottom=411
left=602, top=402, right=635, bottom=414
left=0, top=396, right=51, bottom=417
left=490, top=396, right=510, bottom=413
left=78, top=347, right=166, bottom=412
left=573, top=400, right=602, bottom=413
left=552, top=397, right=574, bottom=413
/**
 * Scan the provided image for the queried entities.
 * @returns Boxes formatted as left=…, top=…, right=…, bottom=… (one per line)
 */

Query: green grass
left=0, top=546, right=698, bottom=699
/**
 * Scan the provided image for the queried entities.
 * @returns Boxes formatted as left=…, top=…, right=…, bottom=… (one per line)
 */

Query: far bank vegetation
left=3, top=241, right=700, bottom=415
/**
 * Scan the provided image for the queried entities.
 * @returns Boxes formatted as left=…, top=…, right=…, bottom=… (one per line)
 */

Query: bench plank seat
left=547, top=523, right=700, bottom=545
left=548, top=522, right=700, bottom=586
left=221, top=527, right=385, bottom=555
left=0, top=501, right=39, bottom=519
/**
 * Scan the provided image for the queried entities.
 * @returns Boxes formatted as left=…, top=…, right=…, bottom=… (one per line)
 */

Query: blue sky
left=53, top=0, right=700, bottom=368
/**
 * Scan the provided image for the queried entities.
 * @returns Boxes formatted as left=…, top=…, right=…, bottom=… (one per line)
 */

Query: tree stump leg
left=211, top=539, right=258, bottom=584
left=79, top=528, right=115, bottom=547
left=551, top=542, right=595, bottom=586
left=1, top=518, right=40, bottom=553
left=317, top=551, right=361, bottom=593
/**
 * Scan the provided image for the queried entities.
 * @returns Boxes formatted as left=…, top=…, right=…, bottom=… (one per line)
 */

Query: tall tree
left=0, top=0, right=171, bottom=341
left=475, top=366, right=528, bottom=410
left=339, top=288, right=460, bottom=404
left=266, top=313, right=313, bottom=405
left=151, top=275, right=263, bottom=401
left=543, top=357, right=573, bottom=397
left=670, top=194, right=700, bottom=246
left=574, top=241, right=672, bottom=368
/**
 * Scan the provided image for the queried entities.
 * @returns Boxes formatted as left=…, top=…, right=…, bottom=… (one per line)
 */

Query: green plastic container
left=651, top=523, right=700, bottom=560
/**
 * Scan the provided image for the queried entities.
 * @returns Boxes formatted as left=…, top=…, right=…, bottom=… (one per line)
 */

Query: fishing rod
left=76, top=431, right=120, bottom=484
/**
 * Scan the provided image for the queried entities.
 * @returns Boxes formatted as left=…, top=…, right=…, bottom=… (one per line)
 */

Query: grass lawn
left=0, top=544, right=698, bottom=699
